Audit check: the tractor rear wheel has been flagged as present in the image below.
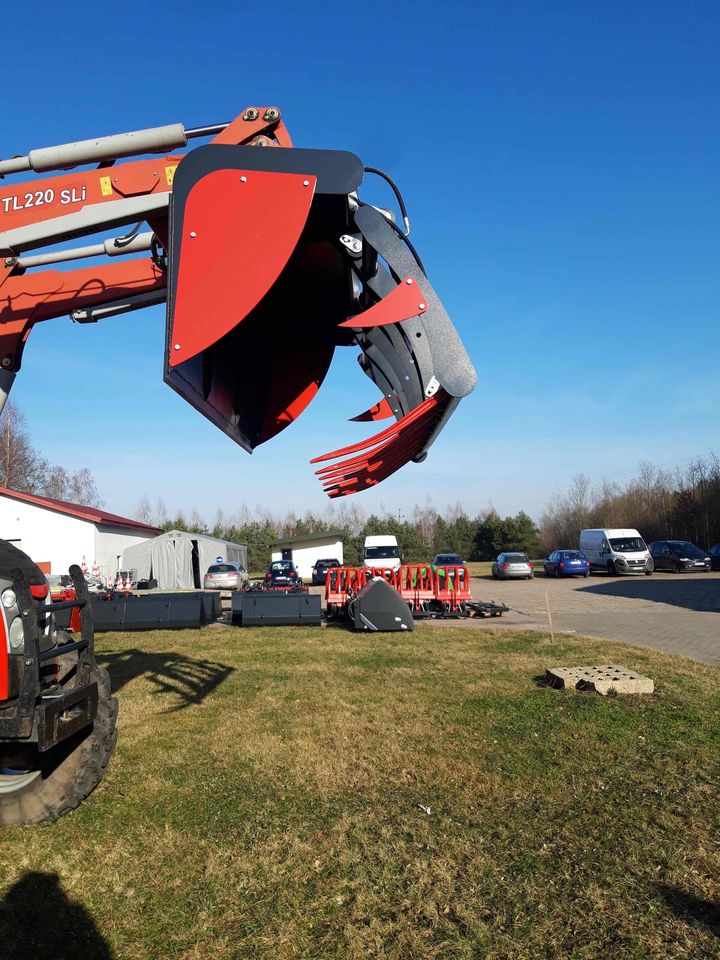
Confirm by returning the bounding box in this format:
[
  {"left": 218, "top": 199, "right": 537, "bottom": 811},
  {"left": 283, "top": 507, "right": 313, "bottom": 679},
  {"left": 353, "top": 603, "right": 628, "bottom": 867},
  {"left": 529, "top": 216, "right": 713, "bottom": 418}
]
[{"left": 0, "top": 666, "right": 118, "bottom": 826}]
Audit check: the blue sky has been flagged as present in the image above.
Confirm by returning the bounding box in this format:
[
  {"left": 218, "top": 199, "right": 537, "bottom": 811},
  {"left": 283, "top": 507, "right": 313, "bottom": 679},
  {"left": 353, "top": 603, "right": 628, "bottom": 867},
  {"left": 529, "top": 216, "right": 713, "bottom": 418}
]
[{"left": 3, "top": 1, "right": 718, "bottom": 522}]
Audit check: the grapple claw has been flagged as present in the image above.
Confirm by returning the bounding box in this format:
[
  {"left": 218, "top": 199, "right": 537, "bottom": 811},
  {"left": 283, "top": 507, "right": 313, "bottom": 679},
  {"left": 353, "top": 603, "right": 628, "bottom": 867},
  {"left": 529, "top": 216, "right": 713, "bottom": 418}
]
[{"left": 164, "top": 142, "right": 475, "bottom": 493}]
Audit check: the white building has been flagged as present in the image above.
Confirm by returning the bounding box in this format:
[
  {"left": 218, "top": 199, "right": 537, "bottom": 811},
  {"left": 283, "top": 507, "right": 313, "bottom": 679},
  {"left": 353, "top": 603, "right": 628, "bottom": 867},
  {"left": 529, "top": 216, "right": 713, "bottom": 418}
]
[
  {"left": 0, "top": 486, "right": 161, "bottom": 580},
  {"left": 270, "top": 531, "right": 344, "bottom": 580}
]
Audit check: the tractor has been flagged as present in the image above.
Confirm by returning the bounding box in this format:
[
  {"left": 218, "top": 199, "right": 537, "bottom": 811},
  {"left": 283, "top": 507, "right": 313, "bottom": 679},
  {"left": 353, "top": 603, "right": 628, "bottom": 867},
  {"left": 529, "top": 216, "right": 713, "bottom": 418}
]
[{"left": 0, "top": 104, "right": 475, "bottom": 822}]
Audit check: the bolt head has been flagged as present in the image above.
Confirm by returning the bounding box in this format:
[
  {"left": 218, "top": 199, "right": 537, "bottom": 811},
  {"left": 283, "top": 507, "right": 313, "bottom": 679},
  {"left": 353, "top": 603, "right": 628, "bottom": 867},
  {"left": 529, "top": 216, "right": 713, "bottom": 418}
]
[
  {"left": 174, "top": 344, "right": 181, "bottom": 351},
  {"left": 189, "top": 231, "right": 196, "bottom": 238},
  {"left": 4, "top": 257, "right": 15, "bottom": 267},
  {"left": 406, "top": 278, "right": 413, "bottom": 284},
  {"left": 419, "top": 303, "right": 426, "bottom": 310},
  {"left": 240, "top": 175, "right": 247, "bottom": 182},
  {"left": 1, "top": 357, "right": 11, "bottom": 368},
  {"left": 303, "top": 180, "right": 310, "bottom": 186}
]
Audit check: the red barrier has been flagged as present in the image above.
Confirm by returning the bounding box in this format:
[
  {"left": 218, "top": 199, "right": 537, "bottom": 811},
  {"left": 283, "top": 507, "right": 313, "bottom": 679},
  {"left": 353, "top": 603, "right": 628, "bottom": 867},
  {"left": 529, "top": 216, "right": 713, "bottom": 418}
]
[
  {"left": 434, "top": 565, "right": 471, "bottom": 611},
  {"left": 398, "top": 564, "right": 435, "bottom": 611},
  {"left": 367, "top": 566, "right": 400, "bottom": 589},
  {"left": 325, "top": 566, "right": 367, "bottom": 615}
]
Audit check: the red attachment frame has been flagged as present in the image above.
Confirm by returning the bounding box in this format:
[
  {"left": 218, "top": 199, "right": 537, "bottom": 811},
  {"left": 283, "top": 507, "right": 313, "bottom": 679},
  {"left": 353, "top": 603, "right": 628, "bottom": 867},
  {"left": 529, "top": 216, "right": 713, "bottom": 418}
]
[
  {"left": 434, "top": 566, "right": 472, "bottom": 610},
  {"left": 339, "top": 277, "right": 428, "bottom": 329},
  {"left": 398, "top": 564, "right": 435, "bottom": 611}
]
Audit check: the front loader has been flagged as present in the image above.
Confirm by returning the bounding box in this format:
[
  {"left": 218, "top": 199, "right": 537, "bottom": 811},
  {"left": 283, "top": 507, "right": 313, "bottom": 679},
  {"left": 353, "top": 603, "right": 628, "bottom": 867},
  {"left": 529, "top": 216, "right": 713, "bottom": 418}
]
[{"left": 0, "top": 105, "right": 475, "bottom": 822}]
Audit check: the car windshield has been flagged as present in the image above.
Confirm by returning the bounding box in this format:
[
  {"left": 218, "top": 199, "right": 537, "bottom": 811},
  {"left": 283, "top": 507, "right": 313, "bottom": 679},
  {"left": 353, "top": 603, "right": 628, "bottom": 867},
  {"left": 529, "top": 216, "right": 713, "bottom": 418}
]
[
  {"left": 317, "top": 559, "right": 340, "bottom": 567},
  {"left": 609, "top": 537, "right": 646, "bottom": 552},
  {"left": 505, "top": 554, "right": 528, "bottom": 562},
  {"left": 207, "top": 564, "right": 235, "bottom": 573},
  {"left": 364, "top": 546, "right": 399, "bottom": 559},
  {"left": 270, "top": 561, "right": 292, "bottom": 571},
  {"left": 668, "top": 542, "right": 705, "bottom": 558},
  {"left": 436, "top": 555, "right": 461, "bottom": 564},
  {"left": 561, "top": 552, "right": 585, "bottom": 560}
]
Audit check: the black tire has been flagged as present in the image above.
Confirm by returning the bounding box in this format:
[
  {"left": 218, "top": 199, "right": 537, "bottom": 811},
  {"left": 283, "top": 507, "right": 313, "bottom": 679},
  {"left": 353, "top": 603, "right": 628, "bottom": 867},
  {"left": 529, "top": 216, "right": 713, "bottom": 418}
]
[
  {"left": 607, "top": 561, "right": 617, "bottom": 576},
  {"left": 0, "top": 666, "right": 118, "bottom": 826},
  {"left": 554, "top": 567, "right": 560, "bottom": 579},
  {"left": 584, "top": 571, "right": 590, "bottom": 578},
  {"left": 645, "top": 570, "right": 653, "bottom": 576},
  {"left": 673, "top": 561, "right": 682, "bottom": 574}
]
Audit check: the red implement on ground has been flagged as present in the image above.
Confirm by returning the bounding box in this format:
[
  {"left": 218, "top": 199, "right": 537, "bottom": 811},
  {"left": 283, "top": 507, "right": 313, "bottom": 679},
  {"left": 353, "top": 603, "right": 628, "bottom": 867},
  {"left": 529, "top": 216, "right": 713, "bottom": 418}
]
[{"left": 0, "top": 106, "right": 475, "bottom": 495}]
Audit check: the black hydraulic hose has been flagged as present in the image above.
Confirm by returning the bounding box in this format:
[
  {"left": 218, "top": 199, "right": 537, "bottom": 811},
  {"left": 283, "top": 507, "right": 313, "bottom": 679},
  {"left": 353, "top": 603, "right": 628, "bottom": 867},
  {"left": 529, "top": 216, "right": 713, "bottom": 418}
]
[{"left": 363, "top": 166, "right": 411, "bottom": 236}]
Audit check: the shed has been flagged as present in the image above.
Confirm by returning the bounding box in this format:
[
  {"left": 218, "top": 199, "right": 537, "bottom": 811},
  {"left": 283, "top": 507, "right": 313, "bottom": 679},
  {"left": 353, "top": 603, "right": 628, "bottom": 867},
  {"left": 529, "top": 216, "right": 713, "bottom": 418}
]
[
  {"left": 123, "top": 530, "right": 247, "bottom": 589},
  {"left": 270, "top": 531, "right": 344, "bottom": 580},
  {"left": 0, "top": 486, "right": 161, "bottom": 580}
]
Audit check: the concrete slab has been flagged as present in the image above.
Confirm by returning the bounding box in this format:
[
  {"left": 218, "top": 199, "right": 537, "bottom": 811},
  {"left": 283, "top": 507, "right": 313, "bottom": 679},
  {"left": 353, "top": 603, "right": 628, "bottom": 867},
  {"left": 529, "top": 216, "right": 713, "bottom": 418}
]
[{"left": 546, "top": 664, "right": 654, "bottom": 695}]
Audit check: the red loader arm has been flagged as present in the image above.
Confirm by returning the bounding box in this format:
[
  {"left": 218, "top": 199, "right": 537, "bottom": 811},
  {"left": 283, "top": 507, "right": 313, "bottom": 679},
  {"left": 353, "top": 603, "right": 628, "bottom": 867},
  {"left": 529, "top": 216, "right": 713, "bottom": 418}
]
[{"left": 0, "top": 107, "right": 475, "bottom": 496}]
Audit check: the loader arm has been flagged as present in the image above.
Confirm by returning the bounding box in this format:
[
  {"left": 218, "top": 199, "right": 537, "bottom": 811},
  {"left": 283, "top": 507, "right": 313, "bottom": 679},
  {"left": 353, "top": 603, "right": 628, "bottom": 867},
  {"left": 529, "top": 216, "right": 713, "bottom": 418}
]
[{"left": 0, "top": 106, "right": 475, "bottom": 496}]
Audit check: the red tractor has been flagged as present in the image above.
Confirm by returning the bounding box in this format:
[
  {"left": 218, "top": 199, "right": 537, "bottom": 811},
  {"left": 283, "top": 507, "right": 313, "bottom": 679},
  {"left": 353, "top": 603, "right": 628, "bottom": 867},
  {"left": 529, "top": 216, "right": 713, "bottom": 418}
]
[{"left": 0, "top": 104, "right": 475, "bottom": 822}]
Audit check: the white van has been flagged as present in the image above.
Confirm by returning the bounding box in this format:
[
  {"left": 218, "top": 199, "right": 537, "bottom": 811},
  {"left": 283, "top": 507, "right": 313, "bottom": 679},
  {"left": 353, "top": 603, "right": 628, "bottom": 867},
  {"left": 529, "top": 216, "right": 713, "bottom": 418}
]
[
  {"left": 579, "top": 528, "right": 653, "bottom": 576},
  {"left": 362, "top": 535, "right": 401, "bottom": 572}
]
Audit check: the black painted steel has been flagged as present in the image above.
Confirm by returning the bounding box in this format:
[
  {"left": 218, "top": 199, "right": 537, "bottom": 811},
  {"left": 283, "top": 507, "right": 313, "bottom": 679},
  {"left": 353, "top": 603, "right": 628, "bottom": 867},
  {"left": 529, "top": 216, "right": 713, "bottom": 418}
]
[
  {"left": 349, "top": 579, "right": 414, "bottom": 632},
  {"left": 90, "top": 592, "right": 213, "bottom": 631},
  {"left": 232, "top": 590, "right": 321, "bottom": 626}
]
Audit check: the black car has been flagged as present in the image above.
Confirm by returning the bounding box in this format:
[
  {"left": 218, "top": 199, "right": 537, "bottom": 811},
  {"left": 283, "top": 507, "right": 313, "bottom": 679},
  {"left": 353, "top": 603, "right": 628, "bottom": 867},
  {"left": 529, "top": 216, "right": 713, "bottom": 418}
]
[
  {"left": 709, "top": 544, "right": 720, "bottom": 571},
  {"left": 432, "top": 552, "right": 464, "bottom": 569},
  {"left": 647, "top": 540, "right": 711, "bottom": 573},
  {"left": 311, "top": 558, "right": 341, "bottom": 585},
  {"left": 265, "top": 560, "right": 302, "bottom": 587}
]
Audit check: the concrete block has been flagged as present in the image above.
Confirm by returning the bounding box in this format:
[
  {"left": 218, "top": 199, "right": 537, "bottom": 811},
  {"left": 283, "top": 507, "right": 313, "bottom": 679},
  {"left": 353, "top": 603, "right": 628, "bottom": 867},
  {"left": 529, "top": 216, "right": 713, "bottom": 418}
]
[{"left": 546, "top": 664, "right": 654, "bottom": 696}]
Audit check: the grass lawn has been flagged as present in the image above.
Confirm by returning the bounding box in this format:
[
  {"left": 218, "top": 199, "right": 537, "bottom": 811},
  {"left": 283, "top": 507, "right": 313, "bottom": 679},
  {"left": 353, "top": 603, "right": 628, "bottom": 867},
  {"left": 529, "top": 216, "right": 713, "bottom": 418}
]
[{"left": 0, "top": 624, "right": 718, "bottom": 959}]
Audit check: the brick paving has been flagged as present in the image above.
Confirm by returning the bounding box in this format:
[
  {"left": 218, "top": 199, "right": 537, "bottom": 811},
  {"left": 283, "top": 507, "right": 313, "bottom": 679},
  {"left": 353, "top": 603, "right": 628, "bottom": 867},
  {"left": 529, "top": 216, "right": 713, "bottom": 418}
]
[{"left": 467, "top": 570, "right": 720, "bottom": 665}]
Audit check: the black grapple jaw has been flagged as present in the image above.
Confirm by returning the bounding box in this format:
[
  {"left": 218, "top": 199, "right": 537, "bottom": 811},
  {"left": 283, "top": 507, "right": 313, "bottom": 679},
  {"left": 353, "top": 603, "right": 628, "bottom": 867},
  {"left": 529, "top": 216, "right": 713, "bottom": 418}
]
[{"left": 165, "top": 144, "right": 476, "bottom": 497}]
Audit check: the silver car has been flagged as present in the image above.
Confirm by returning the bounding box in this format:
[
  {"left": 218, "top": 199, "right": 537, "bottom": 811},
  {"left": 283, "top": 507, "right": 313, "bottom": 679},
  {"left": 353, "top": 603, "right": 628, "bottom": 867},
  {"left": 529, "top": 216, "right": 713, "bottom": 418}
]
[
  {"left": 203, "top": 562, "right": 249, "bottom": 590},
  {"left": 491, "top": 552, "right": 534, "bottom": 580}
]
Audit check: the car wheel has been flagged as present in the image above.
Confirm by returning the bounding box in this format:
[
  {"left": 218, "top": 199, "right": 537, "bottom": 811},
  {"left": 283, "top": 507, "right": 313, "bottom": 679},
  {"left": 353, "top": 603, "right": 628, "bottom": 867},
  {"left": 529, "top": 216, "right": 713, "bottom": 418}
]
[
  {"left": 607, "top": 561, "right": 616, "bottom": 576},
  {"left": 584, "top": 571, "right": 590, "bottom": 578},
  {"left": 673, "top": 561, "right": 682, "bottom": 573},
  {"left": 554, "top": 567, "right": 560, "bottom": 579},
  {"left": 545, "top": 570, "right": 550, "bottom": 577},
  {"left": 645, "top": 570, "right": 653, "bottom": 576}
]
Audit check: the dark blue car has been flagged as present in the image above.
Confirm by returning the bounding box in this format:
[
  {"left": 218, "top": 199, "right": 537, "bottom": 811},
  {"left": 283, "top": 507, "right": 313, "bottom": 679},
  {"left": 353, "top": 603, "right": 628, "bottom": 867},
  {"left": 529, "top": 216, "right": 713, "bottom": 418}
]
[{"left": 544, "top": 550, "right": 590, "bottom": 578}]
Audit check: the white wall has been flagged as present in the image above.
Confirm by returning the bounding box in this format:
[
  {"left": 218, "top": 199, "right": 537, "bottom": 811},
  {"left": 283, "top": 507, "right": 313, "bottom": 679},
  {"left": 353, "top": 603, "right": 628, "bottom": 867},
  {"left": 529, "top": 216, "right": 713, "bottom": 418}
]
[
  {"left": 0, "top": 497, "right": 157, "bottom": 579},
  {"left": 0, "top": 498, "right": 95, "bottom": 575},
  {"left": 270, "top": 537, "right": 344, "bottom": 579},
  {"left": 94, "top": 525, "right": 156, "bottom": 582}
]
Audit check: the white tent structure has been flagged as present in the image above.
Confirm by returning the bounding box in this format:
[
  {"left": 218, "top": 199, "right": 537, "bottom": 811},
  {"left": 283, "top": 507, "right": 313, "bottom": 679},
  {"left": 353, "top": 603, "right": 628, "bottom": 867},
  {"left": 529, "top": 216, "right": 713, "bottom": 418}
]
[{"left": 123, "top": 530, "right": 247, "bottom": 589}]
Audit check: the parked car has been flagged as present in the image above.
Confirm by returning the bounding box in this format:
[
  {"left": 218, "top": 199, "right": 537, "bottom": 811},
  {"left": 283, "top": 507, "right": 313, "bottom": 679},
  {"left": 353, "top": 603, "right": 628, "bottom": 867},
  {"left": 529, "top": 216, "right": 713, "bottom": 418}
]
[
  {"left": 543, "top": 550, "right": 590, "bottom": 578},
  {"left": 709, "top": 544, "right": 720, "bottom": 571},
  {"left": 579, "top": 528, "right": 653, "bottom": 576},
  {"left": 203, "top": 562, "right": 249, "bottom": 590},
  {"left": 648, "top": 540, "right": 711, "bottom": 573},
  {"left": 432, "top": 552, "right": 464, "bottom": 569},
  {"left": 311, "top": 558, "right": 341, "bottom": 585},
  {"left": 491, "top": 553, "right": 533, "bottom": 580},
  {"left": 265, "top": 560, "right": 302, "bottom": 587}
]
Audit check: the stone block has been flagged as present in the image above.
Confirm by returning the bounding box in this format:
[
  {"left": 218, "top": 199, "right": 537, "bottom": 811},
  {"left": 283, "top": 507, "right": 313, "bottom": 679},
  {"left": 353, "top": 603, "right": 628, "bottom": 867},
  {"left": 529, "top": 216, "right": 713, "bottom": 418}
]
[{"left": 546, "top": 664, "right": 654, "bottom": 696}]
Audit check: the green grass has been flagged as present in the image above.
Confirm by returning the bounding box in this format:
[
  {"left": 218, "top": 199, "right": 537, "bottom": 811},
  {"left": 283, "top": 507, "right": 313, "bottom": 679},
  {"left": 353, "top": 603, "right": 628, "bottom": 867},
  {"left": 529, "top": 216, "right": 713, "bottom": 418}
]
[{"left": 0, "top": 625, "right": 718, "bottom": 959}]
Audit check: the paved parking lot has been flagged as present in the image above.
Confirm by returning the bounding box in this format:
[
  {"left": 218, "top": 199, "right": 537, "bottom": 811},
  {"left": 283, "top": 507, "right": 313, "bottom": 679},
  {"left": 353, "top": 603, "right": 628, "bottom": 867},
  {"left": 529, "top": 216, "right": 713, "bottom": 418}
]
[{"left": 467, "top": 570, "right": 720, "bottom": 665}]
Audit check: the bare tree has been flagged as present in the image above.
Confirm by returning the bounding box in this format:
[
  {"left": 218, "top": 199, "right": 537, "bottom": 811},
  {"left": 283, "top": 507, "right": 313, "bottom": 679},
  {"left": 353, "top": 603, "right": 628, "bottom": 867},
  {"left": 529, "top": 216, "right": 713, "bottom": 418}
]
[{"left": 0, "top": 402, "right": 49, "bottom": 493}]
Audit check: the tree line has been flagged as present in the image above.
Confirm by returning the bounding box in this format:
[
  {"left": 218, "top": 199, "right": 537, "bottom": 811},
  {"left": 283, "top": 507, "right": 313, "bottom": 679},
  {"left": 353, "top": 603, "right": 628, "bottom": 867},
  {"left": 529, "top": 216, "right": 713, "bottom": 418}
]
[
  {"left": 134, "top": 495, "right": 541, "bottom": 571},
  {"left": 539, "top": 455, "right": 720, "bottom": 552},
  {"left": 0, "top": 402, "right": 102, "bottom": 506}
]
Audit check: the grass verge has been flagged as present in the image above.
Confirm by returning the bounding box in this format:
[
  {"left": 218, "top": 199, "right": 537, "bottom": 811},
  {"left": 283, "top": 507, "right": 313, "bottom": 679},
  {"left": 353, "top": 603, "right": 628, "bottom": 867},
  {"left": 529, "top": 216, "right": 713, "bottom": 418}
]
[{"left": 0, "top": 624, "right": 718, "bottom": 959}]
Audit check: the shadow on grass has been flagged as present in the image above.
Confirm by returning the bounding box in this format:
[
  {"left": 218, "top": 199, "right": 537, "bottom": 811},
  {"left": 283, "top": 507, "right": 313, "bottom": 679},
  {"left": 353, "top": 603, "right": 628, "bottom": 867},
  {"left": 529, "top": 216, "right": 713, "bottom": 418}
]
[
  {"left": 0, "top": 871, "right": 113, "bottom": 959},
  {"left": 98, "top": 649, "right": 234, "bottom": 712},
  {"left": 579, "top": 576, "right": 720, "bottom": 613},
  {"left": 657, "top": 884, "right": 720, "bottom": 937}
]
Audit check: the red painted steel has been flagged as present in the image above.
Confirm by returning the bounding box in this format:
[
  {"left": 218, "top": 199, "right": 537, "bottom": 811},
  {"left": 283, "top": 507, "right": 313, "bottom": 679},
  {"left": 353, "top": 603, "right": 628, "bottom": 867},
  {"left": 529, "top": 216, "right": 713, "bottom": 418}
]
[
  {"left": 169, "top": 169, "right": 316, "bottom": 366},
  {"left": 312, "top": 390, "right": 452, "bottom": 498},
  {"left": 339, "top": 277, "right": 428, "bottom": 329},
  {"left": 398, "top": 564, "right": 435, "bottom": 610},
  {"left": 434, "top": 565, "right": 471, "bottom": 610},
  {"left": 350, "top": 398, "right": 394, "bottom": 422}
]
